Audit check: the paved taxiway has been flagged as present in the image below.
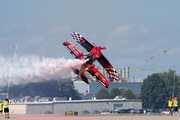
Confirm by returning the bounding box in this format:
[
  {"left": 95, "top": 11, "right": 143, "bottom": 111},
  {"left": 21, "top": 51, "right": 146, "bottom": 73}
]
[{"left": 5, "top": 115, "right": 180, "bottom": 120}]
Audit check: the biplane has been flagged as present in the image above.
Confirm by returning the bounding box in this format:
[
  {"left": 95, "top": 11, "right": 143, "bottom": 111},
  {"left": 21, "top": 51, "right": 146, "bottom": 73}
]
[{"left": 63, "top": 32, "right": 119, "bottom": 88}]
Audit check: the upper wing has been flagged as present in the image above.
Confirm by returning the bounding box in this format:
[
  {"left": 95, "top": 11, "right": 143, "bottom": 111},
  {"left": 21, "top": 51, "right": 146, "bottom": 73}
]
[
  {"left": 63, "top": 41, "right": 84, "bottom": 59},
  {"left": 87, "top": 65, "right": 109, "bottom": 88},
  {"left": 70, "top": 32, "right": 94, "bottom": 52},
  {"left": 97, "top": 54, "right": 119, "bottom": 82}
]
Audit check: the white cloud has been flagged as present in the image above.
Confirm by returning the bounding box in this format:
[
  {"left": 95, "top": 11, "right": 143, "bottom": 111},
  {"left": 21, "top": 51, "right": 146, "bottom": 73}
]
[
  {"left": 50, "top": 25, "right": 73, "bottom": 34},
  {"left": 154, "top": 39, "right": 167, "bottom": 46},
  {"left": 136, "top": 39, "right": 167, "bottom": 53},
  {"left": 122, "top": 39, "right": 135, "bottom": 44},
  {"left": 137, "top": 44, "right": 152, "bottom": 53},
  {"left": 110, "top": 25, "right": 131, "bottom": 38},
  {"left": 27, "top": 36, "right": 45, "bottom": 44},
  {"left": 108, "top": 26, "right": 171, "bottom": 54},
  {"left": 90, "top": 35, "right": 97, "bottom": 40},
  {"left": 25, "top": 24, "right": 37, "bottom": 33},
  {"left": 110, "top": 26, "right": 156, "bottom": 40},
  {"left": 4, "top": 23, "right": 23, "bottom": 32},
  {"left": 104, "top": 38, "right": 135, "bottom": 49},
  {"left": 117, "top": 58, "right": 143, "bottom": 66},
  {"left": 136, "top": 27, "right": 151, "bottom": 34},
  {"left": 3, "top": 23, "right": 37, "bottom": 34},
  {"left": 107, "top": 26, "right": 153, "bottom": 48},
  {"left": 122, "top": 47, "right": 136, "bottom": 54}
]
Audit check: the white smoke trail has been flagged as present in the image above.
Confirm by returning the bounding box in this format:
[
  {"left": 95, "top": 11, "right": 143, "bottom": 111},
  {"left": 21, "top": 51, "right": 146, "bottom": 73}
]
[{"left": 0, "top": 55, "right": 86, "bottom": 86}]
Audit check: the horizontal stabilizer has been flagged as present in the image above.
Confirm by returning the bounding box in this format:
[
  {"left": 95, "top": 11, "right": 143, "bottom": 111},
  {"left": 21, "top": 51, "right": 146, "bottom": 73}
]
[
  {"left": 72, "top": 67, "right": 89, "bottom": 84},
  {"left": 80, "top": 72, "right": 89, "bottom": 84},
  {"left": 71, "top": 67, "right": 79, "bottom": 75}
]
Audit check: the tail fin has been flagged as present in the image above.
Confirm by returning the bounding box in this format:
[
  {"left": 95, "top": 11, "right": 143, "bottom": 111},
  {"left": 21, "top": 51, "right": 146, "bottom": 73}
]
[
  {"left": 71, "top": 67, "right": 89, "bottom": 84},
  {"left": 80, "top": 72, "right": 89, "bottom": 84}
]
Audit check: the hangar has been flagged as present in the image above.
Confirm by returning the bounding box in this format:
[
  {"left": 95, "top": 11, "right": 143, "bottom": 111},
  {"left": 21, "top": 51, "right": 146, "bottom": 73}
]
[{"left": 9, "top": 99, "right": 142, "bottom": 115}]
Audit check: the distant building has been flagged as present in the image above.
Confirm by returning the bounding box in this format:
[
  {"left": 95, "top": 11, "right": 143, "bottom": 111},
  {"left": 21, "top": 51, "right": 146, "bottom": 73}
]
[{"left": 74, "top": 82, "right": 143, "bottom": 100}]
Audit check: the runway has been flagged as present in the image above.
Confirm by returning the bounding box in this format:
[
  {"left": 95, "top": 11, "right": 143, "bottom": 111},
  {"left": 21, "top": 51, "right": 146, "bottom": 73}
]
[{"left": 5, "top": 114, "right": 180, "bottom": 120}]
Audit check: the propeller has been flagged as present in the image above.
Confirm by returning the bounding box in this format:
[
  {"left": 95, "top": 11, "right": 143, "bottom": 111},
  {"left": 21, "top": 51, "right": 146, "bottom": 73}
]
[
  {"left": 92, "top": 42, "right": 107, "bottom": 50},
  {"left": 99, "top": 46, "right": 107, "bottom": 50},
  {"left": 92, "top": 42, "right": 97, "bottom": 47}
]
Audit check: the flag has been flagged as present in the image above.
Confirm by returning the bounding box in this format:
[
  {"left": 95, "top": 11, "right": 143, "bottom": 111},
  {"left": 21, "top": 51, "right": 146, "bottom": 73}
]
[{"left": 83, "top": 90, "right": 88, "bottom": 96}]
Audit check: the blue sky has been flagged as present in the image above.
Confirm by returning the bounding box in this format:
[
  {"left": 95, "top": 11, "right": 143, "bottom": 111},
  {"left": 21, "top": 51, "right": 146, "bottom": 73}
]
[{"left": 0, "top": 0, "right": 180, "bottom": 83}]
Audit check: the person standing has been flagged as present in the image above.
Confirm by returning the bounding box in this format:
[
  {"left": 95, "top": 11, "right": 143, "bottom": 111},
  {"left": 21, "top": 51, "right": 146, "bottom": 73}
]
[
  {"left": 143, "top": 109, "right": 146, "bottom": 114},
  {"left": 0, "top": 101, "right": 3, "bottom": 119},
  {"left": 4, "top": 98, "right": 9, "bottom": 118},
  {"left": 166, "top": 97, "right": 173, "bottom": 116},
  {"left": 173, "top": 97, "right": 179, "bottom": 115}
]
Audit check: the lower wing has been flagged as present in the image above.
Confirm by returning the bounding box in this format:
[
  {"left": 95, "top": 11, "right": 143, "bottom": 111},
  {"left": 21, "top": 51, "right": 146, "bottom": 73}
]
[{"left": 87, "top": 65, "right": 109, "bottom": 88}]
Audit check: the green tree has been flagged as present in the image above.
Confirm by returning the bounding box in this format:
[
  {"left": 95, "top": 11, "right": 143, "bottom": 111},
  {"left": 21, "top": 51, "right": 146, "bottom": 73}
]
[
  {"left": 60, "top": 80, "right": 81, "bottom": 100},
  {"left": 110, "top": 87, "right": 122, "bottom": 99},
  {"left": 8, "top": 79, "right": 81, "bottom": 100},
  {"left": 123, "top": 89, "right": 136, "bottom": 99},
  {"left": 7, "top": 84, "right": 23, "bottom": 99},
  {"left": 159, "top": 69, "right": 180, "bottom": 98},
  {"left": 96, "top": 88, "right": 110, "bottom": 99},
  {"left": 139, "top": 73, "right": 167, "bottom": 109}
]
